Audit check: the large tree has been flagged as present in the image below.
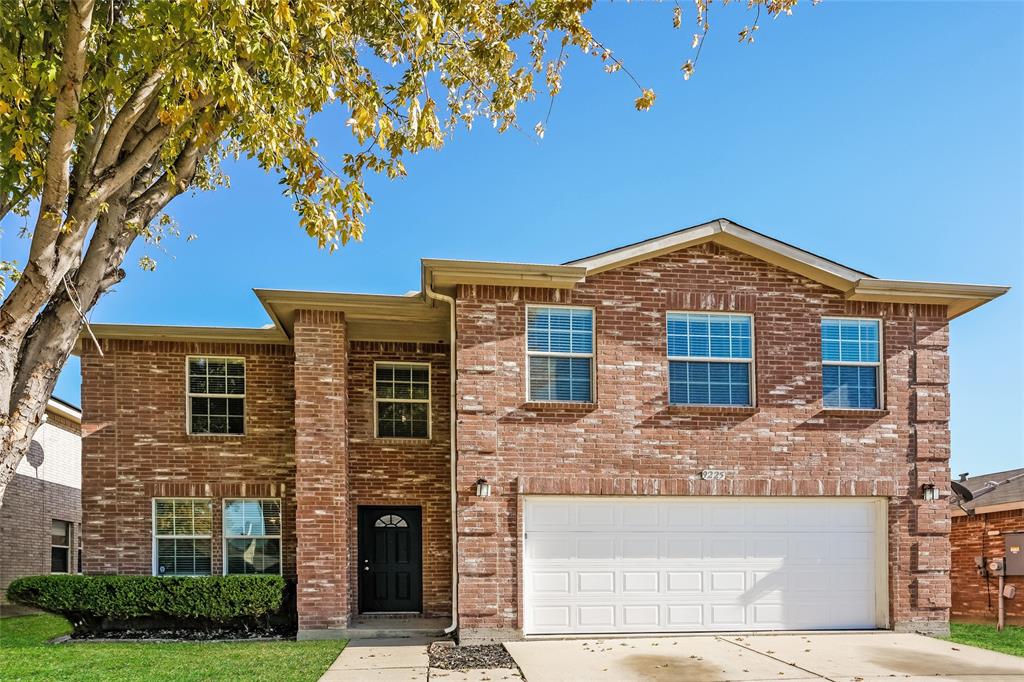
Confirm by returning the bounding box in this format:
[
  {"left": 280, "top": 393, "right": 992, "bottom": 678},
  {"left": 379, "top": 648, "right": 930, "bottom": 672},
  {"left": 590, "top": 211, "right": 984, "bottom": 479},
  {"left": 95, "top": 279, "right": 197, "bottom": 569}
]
[{"left": 0, "top": 0, "right": 801, "bottom": 505}]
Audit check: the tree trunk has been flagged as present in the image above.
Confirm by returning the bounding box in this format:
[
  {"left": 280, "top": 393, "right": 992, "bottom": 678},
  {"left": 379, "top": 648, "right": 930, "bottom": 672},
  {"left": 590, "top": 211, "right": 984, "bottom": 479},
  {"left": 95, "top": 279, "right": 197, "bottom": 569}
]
[{"left": 0, "top": 297, "right": 85, "bottom": 505}]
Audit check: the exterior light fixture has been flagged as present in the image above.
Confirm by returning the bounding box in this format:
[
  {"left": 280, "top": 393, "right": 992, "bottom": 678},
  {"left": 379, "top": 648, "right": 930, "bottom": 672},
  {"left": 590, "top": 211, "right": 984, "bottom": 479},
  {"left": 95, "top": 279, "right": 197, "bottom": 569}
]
[
  {"left": 475, "top": 478, "right": 491, "bottom": 497},
  {"left": 922, "top": 484, "right": 939, "bottom": 501}
]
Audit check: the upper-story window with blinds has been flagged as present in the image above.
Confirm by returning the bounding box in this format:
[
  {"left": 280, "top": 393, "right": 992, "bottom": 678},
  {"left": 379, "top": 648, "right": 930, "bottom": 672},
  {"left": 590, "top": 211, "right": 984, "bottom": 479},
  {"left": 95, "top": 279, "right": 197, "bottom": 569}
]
[
  {"left": 187, "top": 357, "right": 245, "bottom": 435},
  {"left": 375, "top": 363, "right": 431, "bottom": 438},
  {"left": 822, "top": 318, "right": 882, "bottom": 409},
  {"left": 667, "top": 312, "right": 754, "bottom": 406},
  {"left": 526, "top": 306, "right": 594, "bottom": 403}
]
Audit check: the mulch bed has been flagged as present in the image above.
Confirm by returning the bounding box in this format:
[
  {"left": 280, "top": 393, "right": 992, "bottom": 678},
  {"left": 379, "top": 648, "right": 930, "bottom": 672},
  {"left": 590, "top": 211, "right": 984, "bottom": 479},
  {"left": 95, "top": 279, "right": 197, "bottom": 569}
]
[
  {"left": 62, "top": 625, "right": 288, "bottom": 642},
  {"left": 428, "top": 641, "right": 517, "bottom": 670}
]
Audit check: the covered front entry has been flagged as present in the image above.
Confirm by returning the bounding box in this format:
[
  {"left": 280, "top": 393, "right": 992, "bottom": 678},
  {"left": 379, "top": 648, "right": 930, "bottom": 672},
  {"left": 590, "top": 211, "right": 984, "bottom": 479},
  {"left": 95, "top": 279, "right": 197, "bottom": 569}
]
[
  {"left": 358, "top": 506, "right": 423, "bottom": 613},
  {"left": 523, "top": 496, "right": 885, "bottom": 635}
]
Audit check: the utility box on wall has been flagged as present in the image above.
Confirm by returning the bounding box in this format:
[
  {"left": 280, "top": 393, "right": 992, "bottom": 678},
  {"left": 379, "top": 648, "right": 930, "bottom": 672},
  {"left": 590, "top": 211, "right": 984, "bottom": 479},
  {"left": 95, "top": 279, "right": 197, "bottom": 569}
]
[{"left": 1006, "top": 533, "right": 1024, "bottom": 576}]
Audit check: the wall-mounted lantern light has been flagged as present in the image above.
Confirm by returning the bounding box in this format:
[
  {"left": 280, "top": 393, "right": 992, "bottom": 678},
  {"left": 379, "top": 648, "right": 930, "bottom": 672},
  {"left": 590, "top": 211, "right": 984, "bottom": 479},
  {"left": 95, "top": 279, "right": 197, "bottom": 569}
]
[
  {"left": 476, "top": 478, "right": 491, "bottom": 497},
  {"left": 922, "top": 484, "right": 940, "bottom": 501}
]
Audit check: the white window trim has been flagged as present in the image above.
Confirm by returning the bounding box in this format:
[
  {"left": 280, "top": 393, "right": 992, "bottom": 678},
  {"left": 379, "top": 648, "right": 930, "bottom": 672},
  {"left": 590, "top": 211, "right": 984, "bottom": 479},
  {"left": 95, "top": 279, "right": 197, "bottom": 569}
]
[
  {"left": 373, "top": 361, "right": 432, "bottom": 439},
  {"left": 222, "top": 498, "right": 283, "bottom": 576},
  {"left": 185, "top": 355, "right": 246, "bottom": 436},
  {"left": 666, "top": 311, "right": 757, "bottom": 407},
  {"left": 821, "top": 316, "right": 885, "bottom": 410},
  {"left": 525, "top": 304, "right": 596, "bottom": 403},
  {"left": 151, "top": 497, "right": 213, "bottom": 577},
  {"left": 50, "top": 520, "right": 71, "bottom": 574}
]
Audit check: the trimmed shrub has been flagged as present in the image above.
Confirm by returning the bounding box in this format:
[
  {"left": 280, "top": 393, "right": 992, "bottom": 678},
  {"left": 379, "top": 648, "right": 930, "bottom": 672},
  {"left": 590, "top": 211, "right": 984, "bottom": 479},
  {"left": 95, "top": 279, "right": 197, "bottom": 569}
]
[{"left": 6, "top": 574, "right": 285, "bottom": 634}]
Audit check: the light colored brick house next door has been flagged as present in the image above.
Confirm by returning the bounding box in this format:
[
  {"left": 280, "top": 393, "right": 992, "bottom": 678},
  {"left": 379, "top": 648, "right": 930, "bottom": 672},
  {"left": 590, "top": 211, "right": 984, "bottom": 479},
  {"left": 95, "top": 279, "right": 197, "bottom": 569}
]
[
  {"left": 77, "top": 220, "right": 1008, "bottom": 641},
  {"left": 1, "top": 398, "right": 83, "bottom": 601}
]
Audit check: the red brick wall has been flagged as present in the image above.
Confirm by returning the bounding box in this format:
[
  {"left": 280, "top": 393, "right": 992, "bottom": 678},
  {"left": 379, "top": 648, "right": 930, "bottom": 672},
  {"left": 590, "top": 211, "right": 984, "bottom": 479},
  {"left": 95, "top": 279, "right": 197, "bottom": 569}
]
[
  {"left": 80, "top": 339, "right": 296, "bottom": 577},
  {"left": 454, "top": 241, "right": 951, "bottom": 636},
  {"left": 80, "top": 331, "right": 453, "bottom": 632},
  {"left": 346, "top": 341, "right": 453, "bottom": 618},
  {"left": 950, "top": 509, "right": 1024, "bottom": 624},
  {"left": 293, "top": 310, "right": 349, "bottom": 632}
]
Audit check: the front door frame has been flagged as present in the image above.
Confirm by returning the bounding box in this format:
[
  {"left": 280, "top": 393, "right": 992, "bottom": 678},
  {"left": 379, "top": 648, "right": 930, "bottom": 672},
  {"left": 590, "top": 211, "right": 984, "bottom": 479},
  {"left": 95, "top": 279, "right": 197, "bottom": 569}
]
[{"left": 357, "top": 505, "right": 423, "bottom": 614}]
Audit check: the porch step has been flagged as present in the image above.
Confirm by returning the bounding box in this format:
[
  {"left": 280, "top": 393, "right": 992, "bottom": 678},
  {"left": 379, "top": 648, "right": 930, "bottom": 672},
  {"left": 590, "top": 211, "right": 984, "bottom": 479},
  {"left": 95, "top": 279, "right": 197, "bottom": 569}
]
[{"left": 346, "top": 616, "right": 450, "bottom": 640}]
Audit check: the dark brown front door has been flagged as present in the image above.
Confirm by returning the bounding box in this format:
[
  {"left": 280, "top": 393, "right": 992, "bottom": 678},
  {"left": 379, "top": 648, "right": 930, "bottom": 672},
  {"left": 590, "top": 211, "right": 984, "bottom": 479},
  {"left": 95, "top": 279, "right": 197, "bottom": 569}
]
[{"left": 358, "top": 506, "right": 422, "bottom": 613}]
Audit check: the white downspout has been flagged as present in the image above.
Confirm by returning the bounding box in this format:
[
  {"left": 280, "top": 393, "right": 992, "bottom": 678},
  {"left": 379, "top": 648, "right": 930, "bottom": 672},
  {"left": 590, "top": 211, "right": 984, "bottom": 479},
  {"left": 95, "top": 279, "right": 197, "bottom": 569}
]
[{"left": 424, "top": 275, "right": 458, "bottom": 637}]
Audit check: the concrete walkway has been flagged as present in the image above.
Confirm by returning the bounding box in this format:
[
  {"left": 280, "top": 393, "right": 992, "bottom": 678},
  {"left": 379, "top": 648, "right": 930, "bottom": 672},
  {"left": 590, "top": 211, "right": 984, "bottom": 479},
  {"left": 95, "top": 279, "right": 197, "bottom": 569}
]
[
  {"left": 505, "top": 632, "right": 1024, "bottom": 682},
  {"left": 318, "top": 637, "right": 523, "bottom": 682}
]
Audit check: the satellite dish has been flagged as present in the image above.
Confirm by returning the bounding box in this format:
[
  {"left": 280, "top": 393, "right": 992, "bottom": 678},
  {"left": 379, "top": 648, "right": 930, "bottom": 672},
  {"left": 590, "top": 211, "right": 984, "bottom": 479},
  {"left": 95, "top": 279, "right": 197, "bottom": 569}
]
[{"left": 951, "top": 480, "right": 974, "bottom": 501}]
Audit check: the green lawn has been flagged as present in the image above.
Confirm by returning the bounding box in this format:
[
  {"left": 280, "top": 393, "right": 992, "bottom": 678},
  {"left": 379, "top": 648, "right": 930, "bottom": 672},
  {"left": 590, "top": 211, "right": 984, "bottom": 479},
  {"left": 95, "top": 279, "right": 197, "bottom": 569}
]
[
  {"left": 0, "top": 614, "right": 346, "bottom": 681},
  {"left": 946, "top": 622, "right": 1024, "bottom": 657}
]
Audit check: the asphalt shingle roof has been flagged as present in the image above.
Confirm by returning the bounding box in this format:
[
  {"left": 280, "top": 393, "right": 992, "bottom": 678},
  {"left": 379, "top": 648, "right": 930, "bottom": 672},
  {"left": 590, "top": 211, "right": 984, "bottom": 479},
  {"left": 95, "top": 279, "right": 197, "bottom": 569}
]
[{"left": 956, "top": 467, "right": 1024, "bottom": 509}]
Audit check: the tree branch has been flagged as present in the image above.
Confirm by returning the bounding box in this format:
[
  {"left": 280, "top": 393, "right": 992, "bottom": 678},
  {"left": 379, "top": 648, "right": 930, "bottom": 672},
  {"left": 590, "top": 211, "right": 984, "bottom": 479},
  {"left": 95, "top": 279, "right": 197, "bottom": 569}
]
[
  {"left": 94, "top": 66, "right": 168, "bottom": 173},
  {"left": 26, "top": 0, "right": 95, "bottom": 265},
  {"left": 0, "top": 0, "right": 95, "bottom": 414}
]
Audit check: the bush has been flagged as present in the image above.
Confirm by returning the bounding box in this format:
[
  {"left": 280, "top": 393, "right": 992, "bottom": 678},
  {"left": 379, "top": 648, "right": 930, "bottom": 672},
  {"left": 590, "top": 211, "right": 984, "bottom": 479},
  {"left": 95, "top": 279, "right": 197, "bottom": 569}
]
[{"left": 6, "top": 574, "right": 286, "bottom": 634}]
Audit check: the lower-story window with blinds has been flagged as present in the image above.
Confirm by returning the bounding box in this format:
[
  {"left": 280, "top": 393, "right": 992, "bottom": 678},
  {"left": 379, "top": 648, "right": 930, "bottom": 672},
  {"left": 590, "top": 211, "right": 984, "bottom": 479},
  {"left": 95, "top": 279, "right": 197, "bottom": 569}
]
[
  {"left": 153, "top": 498, "right": 212, "bottom": 576},
  {"left": 223, "top": 499, "right": 282, "bottom": 575}
]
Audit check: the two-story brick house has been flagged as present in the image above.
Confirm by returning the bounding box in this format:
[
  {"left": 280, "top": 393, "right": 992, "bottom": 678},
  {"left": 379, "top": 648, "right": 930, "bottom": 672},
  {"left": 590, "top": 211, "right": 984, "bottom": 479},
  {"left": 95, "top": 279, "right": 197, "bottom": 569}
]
[{"left": 77, "top": 219, "right": 1007, "bottom": 641}]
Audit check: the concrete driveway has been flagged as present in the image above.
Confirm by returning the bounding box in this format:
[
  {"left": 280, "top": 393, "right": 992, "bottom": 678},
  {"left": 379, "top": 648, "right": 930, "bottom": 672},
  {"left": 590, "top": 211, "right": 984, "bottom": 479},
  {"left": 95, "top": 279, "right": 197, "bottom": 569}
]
[{"left": 505, "top": 633, "right": 1024, "bottom": 682}]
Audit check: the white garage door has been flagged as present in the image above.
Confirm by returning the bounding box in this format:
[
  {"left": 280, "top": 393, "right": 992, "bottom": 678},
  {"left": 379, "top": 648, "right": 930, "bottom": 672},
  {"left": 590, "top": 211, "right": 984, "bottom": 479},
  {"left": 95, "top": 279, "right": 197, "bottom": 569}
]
[{"left": 523, "top": 497, "right": 884, "bottom": 635}]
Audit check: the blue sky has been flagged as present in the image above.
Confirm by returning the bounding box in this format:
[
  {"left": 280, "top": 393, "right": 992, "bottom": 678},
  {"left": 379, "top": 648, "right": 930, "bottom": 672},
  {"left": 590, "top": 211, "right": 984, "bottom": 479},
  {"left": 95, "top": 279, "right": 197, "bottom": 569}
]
[{"left": 2, "top": 1, "right": 1021, "bottom": 475}]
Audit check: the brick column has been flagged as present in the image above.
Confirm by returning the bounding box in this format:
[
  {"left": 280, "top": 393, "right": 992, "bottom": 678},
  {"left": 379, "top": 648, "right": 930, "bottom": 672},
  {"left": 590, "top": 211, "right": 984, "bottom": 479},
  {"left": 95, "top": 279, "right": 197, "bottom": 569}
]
[
  {"left": 897, "top": 307, "right": 952, "bottom": 635},
  {"left": 294, "top": 309, "right": 350, "bottom": 638},
  {"left": 454, "top": 288, "right": 505, "bottom": 643}
]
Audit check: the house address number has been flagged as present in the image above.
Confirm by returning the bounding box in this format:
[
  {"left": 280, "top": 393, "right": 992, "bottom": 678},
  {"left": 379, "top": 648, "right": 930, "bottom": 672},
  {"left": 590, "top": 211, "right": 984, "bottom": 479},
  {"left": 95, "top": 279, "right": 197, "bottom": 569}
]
[{"left": 701, "top": 469, "right": 727, "bottom": 481}]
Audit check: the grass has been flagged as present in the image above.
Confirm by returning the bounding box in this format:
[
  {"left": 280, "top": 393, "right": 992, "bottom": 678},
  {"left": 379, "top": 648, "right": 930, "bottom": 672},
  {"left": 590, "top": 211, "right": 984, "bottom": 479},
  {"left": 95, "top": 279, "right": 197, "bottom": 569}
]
[
  {"left": 0, "top": 614, "right": 346, "bottom": 681},
  {"left": 946, "top": 622, "right": 1024, "bottom": 657}
]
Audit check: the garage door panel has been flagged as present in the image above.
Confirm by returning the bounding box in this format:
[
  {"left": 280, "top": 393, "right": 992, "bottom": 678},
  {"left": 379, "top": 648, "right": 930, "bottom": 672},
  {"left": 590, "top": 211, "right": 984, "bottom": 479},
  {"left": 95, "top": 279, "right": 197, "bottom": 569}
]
[
  {"left": 578, "top": 605, "right": 615, "bottom": 628},
  {"left": 710, "top": 506, "right": 746, "bottom": 528},
  {"left": 750, "top": 504, "right": 791, "bottom": 528},
  {"left": 667, "top": 604, "right": 704, "bottom": 626},
  {"left": 577, "top": 503, "right": 615, "bottom": 528},
  {"left": 528, "top": 502, "right": 571, "bottom": 528},
  {"left": 532, "top": 605, "right": 571, "bottom": 628},
  {"left": 708, "top": 537, "right": 746, "bottom": 558},
  {"left": 622, "top": 571, "right": 659, "bottom": 592},
  {"left": 577, "top": 571, "right": 615, "bottom": 593},
  {"left": 708, "top": 603, "right": 746, "bottom": 627},
  {"left": 524, "top": 497, "right": 882, "bottom": 635},
  {"left": 577, "top": 538, "right": 616, "bottom": 559},
  {"left": 622, "top": 504, "right": 660, "bottom": 527},
  {"left": 667, "top": 571, "right": 702, "bottom": 592},
  {"left": 666, "top": 505, "right": 703, "bottom": 528},
  {"left": 666, "top": 537, "right": 702, "bottom": 558},
  {"left": 622, "top": 537, "right": 658, "bottom": 558},
  {"left": 528, "top": 537, "right": 570, "bottom": 560},
  {"left": 623, "top": 604, "right": 660, "bottom": 627},
  {"left": 532, "top": 572, "right": 571, "bottom": 594}
]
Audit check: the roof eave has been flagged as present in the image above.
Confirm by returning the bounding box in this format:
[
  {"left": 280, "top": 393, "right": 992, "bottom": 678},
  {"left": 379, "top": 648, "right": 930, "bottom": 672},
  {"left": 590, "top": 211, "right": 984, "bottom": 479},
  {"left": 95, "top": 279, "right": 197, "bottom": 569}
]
[
  {"left": 846, "top": 279, "right": 1010, "bottom": 319},
  {"left": 46, "top": 397, "right": 81, "bottom": 423},
  {"left": 72, "top": 323, "right": 290, "bottom": 354},
  {"left": 422, "top": 258, "right": 587, "bottom": 292},
  {"left": 253, "top": 288, "right": 449, "bottom": 343}
]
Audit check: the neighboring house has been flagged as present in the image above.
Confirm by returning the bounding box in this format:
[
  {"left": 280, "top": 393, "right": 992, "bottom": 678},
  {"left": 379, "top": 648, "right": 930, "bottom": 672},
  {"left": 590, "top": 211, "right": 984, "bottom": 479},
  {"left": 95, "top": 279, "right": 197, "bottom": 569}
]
[
  {"left": 75, "top": 219, "right": 1009, "bottom": 642},
  {"left": 950, "top": 468, "right": 1024, "bottom": 624},
  {"left": 1, "top": 397, "right": 83, "bottom": 603}
]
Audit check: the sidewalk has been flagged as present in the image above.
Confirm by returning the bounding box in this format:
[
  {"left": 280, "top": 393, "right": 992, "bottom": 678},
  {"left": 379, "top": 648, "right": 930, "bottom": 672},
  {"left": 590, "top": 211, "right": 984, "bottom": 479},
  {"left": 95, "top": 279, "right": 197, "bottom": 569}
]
[{"left": 319, "top": 637, "right": 523, "bottom": 682}]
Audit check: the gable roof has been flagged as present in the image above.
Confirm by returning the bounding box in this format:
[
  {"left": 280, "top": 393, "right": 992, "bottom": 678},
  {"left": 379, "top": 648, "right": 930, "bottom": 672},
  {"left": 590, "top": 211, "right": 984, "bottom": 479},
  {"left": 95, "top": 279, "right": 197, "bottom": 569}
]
[
  {"left": 566, "top": 218, "right": 872, "bottom": 288},
  {"left": 76, "top": 217, "right": 1009, "bottom": 348},
  {"left": 555, "top": 218, "right": 1009, "bottom": 318}
]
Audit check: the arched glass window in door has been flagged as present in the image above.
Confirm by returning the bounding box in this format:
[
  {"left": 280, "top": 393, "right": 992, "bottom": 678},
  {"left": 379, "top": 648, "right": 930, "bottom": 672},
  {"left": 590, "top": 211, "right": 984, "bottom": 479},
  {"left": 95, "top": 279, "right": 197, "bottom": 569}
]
[{"left": 374, "top": 514, "right": 408, "bottom": 528}]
